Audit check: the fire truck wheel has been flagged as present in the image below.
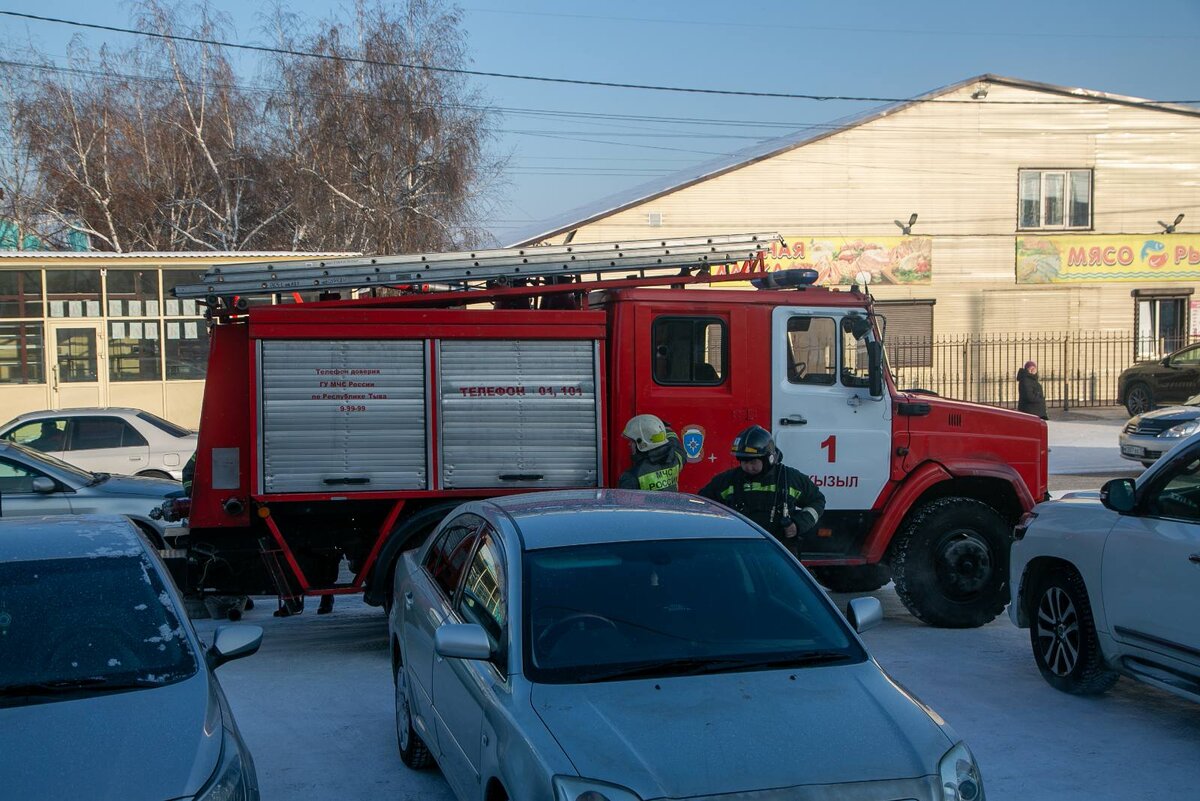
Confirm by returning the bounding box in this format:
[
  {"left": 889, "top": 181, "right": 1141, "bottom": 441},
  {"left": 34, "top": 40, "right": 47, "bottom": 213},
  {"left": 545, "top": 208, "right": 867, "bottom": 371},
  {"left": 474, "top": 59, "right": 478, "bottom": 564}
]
[
  {"left": 394, "top": 659, "right": 433, "bottom": 769},
  {"left": 808, "top": 564, "right": 891, "bottom": 593},
  {"left": 891, "top": 496, "right": 1010, "bottom": 628}
]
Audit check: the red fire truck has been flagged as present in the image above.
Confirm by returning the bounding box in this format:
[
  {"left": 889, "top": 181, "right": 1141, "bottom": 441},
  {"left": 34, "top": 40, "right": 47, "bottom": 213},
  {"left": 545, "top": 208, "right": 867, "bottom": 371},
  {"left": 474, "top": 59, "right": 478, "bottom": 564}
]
[{"left": 164, "top": 233, "right": 1047, "bottom": 628}]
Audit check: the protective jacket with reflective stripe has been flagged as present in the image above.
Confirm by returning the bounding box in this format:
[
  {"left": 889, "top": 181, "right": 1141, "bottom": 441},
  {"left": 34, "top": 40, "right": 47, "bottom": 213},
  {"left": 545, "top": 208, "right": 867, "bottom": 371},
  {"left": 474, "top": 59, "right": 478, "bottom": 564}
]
[
  {"left": 698, "top": 463, "right": 825, "bottom": 540},
  {"left": 618, "top": 431, "right": 686, "bottom": 491}
]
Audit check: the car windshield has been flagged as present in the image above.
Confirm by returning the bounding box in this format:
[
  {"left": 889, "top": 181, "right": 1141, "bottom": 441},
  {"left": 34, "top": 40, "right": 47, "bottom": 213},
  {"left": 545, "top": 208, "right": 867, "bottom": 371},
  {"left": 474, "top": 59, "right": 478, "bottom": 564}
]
[
  {"left": 523, "top": 538, "right": 864, "bottom": 684},
  {"left": 3, "top": 440, "right": 95, "bottom": 482},
  {"left": 0, "top": 554, "right": 198, "bottom": 705},
  {"left": 136, "top": 411, "right": 194, "bottom": 438}
]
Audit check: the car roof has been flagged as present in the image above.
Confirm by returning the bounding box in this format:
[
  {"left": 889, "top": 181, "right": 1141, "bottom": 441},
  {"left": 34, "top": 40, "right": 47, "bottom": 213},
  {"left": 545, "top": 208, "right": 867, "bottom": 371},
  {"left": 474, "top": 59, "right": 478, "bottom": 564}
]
[
  {"left": 482, "top": 490, "right": 763, "bottom": 551},
  {"left": 6, "top": 408, "right": 144, "bottom": 422},
  {"left": 0, "top": 515, "right": 146, "bottom": 563}
]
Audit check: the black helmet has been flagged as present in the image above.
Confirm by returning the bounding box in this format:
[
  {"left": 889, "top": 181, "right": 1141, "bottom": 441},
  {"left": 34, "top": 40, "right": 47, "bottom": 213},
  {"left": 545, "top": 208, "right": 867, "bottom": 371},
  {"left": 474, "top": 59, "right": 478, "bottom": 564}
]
[{"left": 731, "top": 425, "right": 776, "bottom": 463}]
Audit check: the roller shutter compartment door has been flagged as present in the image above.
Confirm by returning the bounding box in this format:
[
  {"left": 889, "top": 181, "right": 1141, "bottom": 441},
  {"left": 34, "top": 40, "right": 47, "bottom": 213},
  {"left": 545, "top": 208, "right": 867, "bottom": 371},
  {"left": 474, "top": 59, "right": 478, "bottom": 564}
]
[
  {"left": 260, "top": 340, "right": 427, "bottom": 493},
  {"left": 439, "top": 340, "right": 599, "bottom": 489}
]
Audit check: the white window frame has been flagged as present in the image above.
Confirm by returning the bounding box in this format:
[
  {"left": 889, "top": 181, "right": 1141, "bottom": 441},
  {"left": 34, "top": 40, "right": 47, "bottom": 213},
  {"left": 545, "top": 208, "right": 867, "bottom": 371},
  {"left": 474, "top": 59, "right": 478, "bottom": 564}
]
[{"left": 1018, "top": 169, "right": 1092, "bottom": 231}]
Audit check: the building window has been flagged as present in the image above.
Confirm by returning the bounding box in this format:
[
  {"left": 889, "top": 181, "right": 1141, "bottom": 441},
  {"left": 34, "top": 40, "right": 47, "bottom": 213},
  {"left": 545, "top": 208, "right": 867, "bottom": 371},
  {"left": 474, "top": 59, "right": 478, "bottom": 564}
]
[
  {"left": 1018, "top": 169, "right": 1091, "bottom": 230},
  {"left": 875, "top": 300, "right": 934, "bottom": 368},
  {"left": 1134, "top": 290, "right": 1190, "bottom": 360},
  {"left": 164, "top": 320, "right": 208, "bottom": 380},
  {"left": 109, "top": 320, "right": 163, "bottom": 381},
  {"left": 107, "top": 269, "right": 161, "bottom": 317},
  {"left": 0, "top": 322, "right": 45, "bottom": 384},
  {"left": 46, "top": 269, "right": 102, "bottom": 318},
  {"left": 162, "top": 269, "right": 208, "bottom": 380},
  {"left": 0, "top": 270, "right": 43, "bottom": 319},
  {"left": 652, "top": 317, "right": 725, "bottom": 385}
]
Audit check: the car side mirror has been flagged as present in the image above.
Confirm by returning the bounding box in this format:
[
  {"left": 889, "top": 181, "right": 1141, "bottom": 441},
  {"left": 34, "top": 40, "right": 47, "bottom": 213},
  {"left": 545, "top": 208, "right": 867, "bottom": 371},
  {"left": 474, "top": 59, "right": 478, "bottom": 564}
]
[
  {"left": 1100, "top": 478, "right": 1136, "bottom": 513},
  {"left": 31, "top": 477, "right": 56, "bottom": 494},
  {"left": 435, "top": 623, "right": 493, "bottom": 661},
  {"left": 208, "top": 624, "right": 263, "bottom": 669},
  {"left": 866, "top": 341, "right": 884, "bottom": 399},
  {"left": 1162, "top": 356, "right": 1173, "bottom": 367},
  {"left": 846, "top": 596, "right": 883, "bottom": 633}
]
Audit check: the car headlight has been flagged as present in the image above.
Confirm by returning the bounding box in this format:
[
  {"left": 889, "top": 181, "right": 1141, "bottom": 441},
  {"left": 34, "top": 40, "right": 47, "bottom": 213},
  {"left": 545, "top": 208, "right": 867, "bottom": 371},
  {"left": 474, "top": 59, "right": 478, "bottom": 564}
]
[
  {"left": 939, "top": 742, "right": 985, "bottom": 801},
  {"left": 553, "top": 776, "right": 643, "bottom": 801},
  {"left": 195, "top": 729, "right": 256, "bottom": 801},
  {"left": 1162, "top": 420, "right": 1200, "bottom": 438}
]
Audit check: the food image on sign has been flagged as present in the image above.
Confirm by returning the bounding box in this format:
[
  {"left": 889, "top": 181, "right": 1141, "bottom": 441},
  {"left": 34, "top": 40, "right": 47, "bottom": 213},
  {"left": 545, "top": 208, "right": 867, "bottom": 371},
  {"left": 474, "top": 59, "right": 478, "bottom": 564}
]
[
  {"left": 1017, "top": 234, "right": 1200, "bottom": 284},
  {"left": 712, "top": 236, "right": 932, "bottom": 286}
]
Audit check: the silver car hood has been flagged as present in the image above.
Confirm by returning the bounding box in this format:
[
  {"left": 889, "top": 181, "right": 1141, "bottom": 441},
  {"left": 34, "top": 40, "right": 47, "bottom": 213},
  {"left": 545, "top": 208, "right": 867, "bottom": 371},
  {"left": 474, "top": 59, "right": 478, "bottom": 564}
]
[
  {"left": 0, "top": 672, "right": 221, "bottom": 800},
  {"left": 531, "top": 661, "right": 951, "bottom": 798}
]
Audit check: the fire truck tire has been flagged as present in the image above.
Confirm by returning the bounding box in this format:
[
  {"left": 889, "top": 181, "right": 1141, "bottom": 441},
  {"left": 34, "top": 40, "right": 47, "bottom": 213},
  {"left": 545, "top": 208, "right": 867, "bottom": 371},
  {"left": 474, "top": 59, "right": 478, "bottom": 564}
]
[
  {"left": 808, "top": 564, "right": 891, "bottom": 593},
  {"left": 394, "top": 659, "right": 433, "bottom": 769},
  {"left": 891, "top": 496, "right": 1010, "bottom": 629},
  {"left": 372, "top": 502, "right": 464, "bottom": 611}
]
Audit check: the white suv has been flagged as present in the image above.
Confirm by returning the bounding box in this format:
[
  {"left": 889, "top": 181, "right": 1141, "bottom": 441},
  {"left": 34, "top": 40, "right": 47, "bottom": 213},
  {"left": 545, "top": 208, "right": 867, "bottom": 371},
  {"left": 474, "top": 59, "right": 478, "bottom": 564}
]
[
  {"left": 1010, "top": 437, "right": 1200, "bottom": 701},
  {"left": 0, "top": 408, "right": 196, "bottom": 481}
]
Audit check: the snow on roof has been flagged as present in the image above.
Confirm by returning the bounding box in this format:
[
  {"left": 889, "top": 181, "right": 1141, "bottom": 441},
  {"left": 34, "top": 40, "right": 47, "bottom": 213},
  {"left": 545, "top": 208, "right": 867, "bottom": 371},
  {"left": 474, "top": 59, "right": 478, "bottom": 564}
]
[{"left": 506, "top": 73, "right": 1200, "bottom": 247}]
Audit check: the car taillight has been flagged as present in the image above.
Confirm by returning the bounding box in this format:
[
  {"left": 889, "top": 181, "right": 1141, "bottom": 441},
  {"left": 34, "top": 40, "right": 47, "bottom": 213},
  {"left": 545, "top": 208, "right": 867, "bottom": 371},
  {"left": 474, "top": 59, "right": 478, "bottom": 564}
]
[{"left": 1013, "top": 511, "right": 1037, "bottom": 541}]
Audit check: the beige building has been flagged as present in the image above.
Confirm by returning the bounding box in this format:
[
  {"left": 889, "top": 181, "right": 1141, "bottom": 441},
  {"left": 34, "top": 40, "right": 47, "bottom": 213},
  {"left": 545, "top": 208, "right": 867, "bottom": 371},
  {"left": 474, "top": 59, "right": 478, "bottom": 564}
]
[
  {"left": 0, "top": 253, "right": 349, "bottom": 427},
  {"left": 507, "top": 74, "right": 1200, "bottom": 405}
]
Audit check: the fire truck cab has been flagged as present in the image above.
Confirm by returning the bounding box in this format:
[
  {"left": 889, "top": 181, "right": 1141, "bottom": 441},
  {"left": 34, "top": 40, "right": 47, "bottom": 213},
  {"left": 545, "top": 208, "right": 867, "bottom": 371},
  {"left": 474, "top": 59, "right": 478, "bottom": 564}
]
[{"left": 168, "top": 234, "right": 1047, "bottom": 628}]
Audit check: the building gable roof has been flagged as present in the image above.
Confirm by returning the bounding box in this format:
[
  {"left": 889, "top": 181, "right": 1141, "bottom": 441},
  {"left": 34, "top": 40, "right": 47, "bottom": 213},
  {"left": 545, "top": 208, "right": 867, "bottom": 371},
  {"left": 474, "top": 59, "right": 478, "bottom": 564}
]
[{"left": 506, "top": 74, "right": 1200, "bottom": 247}]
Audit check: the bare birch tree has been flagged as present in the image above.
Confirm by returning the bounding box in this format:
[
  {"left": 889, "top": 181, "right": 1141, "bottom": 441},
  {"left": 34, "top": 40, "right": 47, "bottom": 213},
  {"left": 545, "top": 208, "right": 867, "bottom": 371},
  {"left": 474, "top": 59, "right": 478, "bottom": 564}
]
[
  {"left": 3, "top": 0, "right": 499, "bottom": 253},
  {"left": 267, "top": 0, "right": 503, "bottom": 253}
]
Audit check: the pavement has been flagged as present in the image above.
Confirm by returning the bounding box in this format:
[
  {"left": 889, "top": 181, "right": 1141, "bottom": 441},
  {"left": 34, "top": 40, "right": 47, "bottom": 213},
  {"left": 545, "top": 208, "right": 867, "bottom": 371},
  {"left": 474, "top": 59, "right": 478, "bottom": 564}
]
[{"left": 1043, "top": 406, "right": 1142, "bottom": 496}]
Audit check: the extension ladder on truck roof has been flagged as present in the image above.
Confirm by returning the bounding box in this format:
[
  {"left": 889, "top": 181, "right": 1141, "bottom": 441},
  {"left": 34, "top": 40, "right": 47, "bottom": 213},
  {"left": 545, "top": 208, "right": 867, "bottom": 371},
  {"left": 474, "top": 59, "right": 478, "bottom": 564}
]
[{"left": 170, "top": 232, "right": 784, "bottom": 300}]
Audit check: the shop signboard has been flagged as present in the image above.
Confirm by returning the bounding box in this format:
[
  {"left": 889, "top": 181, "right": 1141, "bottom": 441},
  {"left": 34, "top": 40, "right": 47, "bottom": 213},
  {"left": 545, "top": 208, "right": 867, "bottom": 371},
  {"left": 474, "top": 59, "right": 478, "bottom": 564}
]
[
  {"left": 1017, "top": 234, "right": 1200, "bottom": 284},
  {"left": 712, "top": 236, "right": 932, "bottom": 286}
]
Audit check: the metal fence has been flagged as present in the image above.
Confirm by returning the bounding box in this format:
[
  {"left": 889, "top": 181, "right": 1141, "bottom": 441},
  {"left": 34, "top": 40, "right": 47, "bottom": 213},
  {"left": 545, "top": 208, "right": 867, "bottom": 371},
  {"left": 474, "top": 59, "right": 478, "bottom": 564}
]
[{"left": 887, "top": 331, "right": 1191, "bottom": 410}]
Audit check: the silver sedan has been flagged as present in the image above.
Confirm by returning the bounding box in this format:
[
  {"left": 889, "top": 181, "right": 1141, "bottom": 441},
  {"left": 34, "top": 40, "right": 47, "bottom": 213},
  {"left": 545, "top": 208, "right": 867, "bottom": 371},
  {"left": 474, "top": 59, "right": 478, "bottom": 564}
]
[
  {"left": 0, "top": 440, "right": 183, "bottom": 540},
  {"left": 389, "top": 490, "right": 985, "bottom": 801}
]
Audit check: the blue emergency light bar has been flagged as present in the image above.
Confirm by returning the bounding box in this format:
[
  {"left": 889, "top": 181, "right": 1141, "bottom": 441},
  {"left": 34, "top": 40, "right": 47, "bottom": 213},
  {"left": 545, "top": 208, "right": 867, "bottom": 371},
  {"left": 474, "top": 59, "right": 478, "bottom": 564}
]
[{"left": 751, "top": 269, "right": 820, "bottom": 290}]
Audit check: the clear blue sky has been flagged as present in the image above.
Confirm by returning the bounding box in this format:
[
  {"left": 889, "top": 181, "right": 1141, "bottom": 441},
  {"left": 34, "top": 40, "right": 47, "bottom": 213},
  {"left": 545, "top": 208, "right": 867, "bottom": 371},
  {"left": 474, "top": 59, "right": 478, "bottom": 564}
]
[{"left": 5, "top": 0, "right": 1199, "bottom": 245}]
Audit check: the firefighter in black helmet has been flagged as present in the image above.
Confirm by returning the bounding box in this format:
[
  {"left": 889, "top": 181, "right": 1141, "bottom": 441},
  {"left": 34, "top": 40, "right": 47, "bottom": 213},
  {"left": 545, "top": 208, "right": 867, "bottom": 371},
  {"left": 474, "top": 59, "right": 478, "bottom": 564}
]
[{"left": 698, "top": 425, "right": 825, "bottom": 555}]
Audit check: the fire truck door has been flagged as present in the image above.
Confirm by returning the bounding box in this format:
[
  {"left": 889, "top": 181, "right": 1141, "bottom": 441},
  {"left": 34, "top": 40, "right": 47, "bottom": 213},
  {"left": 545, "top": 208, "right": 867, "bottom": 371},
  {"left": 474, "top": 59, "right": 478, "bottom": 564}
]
[{"left": 770, "top": 307, "right": 891, "bottom": 511}]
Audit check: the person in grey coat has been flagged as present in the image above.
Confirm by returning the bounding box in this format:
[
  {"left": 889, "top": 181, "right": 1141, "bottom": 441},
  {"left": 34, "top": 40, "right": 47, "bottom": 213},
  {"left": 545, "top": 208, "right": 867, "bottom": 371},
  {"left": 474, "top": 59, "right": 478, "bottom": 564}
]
[{"left": 1017, "top": 360, "right": 1048, "bottom": 419}]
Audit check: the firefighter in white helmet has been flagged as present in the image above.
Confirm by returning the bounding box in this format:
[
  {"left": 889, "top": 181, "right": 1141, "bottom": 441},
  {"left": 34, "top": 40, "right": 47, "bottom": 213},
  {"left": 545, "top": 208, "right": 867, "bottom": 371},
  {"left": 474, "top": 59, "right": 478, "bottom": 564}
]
[{"left": 618, "top": 414, "right": 687, "bottom": 491}]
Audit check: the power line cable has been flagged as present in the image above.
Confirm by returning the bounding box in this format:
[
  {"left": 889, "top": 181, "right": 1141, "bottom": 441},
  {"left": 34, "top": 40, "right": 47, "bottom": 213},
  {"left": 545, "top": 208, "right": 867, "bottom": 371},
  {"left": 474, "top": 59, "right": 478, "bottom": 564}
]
[
  {"left": 4, "top": 56, "right": 1198, "bottom": 139},
  {"left": 3, "top": 11, "right": 1198, "bottom": 105}
]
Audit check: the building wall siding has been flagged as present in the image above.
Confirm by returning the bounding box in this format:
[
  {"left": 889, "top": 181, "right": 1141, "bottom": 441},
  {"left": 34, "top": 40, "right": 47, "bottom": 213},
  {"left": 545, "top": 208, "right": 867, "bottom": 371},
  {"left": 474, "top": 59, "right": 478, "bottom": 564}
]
[{"left": 549, "top": 81, "right": 1200, "bottom": 339}]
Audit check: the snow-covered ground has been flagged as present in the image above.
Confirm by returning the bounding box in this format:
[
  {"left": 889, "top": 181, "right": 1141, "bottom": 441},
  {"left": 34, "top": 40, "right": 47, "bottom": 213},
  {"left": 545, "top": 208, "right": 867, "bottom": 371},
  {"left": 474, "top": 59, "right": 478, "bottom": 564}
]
[
  {"left": 198, "top": 585, "right": 1200, "bottom": 801},
  {"left": 1046, "top": 411, "right": 1134, "bottom": 476}
]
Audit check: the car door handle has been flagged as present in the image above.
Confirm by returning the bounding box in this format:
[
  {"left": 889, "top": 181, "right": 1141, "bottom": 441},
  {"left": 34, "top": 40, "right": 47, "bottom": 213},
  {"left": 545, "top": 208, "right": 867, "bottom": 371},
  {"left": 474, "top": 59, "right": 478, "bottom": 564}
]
[
  {"left": 779, "top": 415, "right": 807, "bottom": 426},
  {"left": 404, "top": 591, "right": 414, "bottom": 609},
  {"left": 1189, "top": 554, "right": 1200, "bottom": 564}
]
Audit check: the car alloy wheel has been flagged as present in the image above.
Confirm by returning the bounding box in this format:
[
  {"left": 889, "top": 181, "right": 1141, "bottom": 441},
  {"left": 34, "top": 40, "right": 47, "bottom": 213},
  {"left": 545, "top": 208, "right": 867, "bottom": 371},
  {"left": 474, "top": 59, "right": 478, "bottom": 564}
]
[
  {"left": 395, "top": 666, "right": 412, "bottom": 752},
  {"left": 1035, "top": 586, "right": 1080, "bottom": 677},
  {"left": 1125, "top": 384, "right": 1153, "bottom": 417}
]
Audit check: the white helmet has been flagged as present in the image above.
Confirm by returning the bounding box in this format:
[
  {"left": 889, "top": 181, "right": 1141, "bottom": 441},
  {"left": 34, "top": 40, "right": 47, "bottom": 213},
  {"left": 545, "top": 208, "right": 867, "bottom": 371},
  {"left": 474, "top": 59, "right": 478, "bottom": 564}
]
[{"left": 622, "top": 414, "right": 668, "bottom": 453}]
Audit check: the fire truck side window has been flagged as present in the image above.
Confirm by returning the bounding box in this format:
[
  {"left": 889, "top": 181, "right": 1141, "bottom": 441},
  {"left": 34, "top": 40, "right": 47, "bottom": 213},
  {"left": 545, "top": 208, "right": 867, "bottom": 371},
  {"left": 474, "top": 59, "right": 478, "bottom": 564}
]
[
  {"left": 840, "top": 318, "right": 872, "bottom": 388},
  {"left": 423, "top": 516, "right": 482, "bottom": 600},
  {"left": 652, "top": 317, "right": 725, "bottom": 385},
  {"left": 786, "top": 317, "right": 837, "bottom": 385}
]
